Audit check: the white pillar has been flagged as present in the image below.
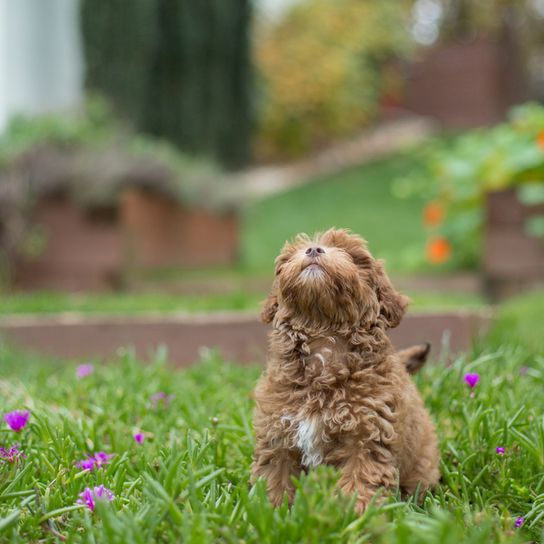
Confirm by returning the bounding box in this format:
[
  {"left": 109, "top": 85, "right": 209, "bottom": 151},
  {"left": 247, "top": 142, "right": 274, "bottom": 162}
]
[{"left": 0, "top": 0, "right": 83, "bottom": 132}]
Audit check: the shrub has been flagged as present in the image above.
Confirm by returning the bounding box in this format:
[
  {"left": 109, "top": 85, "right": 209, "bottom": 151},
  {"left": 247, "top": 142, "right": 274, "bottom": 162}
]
[
  {"left": 255, "top": 0, "right": 411, "bottom": 159},
  {"left": 393, "top": 102, "right": 544, "bottom": 269}
]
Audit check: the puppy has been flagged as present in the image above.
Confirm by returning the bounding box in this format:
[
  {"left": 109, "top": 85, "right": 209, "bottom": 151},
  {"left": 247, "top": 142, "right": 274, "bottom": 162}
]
[{"left": 251, "top": 229, "right": 439, "bottom": 512}]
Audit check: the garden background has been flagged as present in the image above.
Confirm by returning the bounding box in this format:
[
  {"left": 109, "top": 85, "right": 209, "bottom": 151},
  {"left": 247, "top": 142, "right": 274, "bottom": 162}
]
[{"left": 0, "top": 0, "right": 543, "bottom": 542}]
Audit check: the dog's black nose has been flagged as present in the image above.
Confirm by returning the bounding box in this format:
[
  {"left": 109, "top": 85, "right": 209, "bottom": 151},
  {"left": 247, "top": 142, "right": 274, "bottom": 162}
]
[{"left": 305, "top": 246, "right": 325, "bottom": 258}]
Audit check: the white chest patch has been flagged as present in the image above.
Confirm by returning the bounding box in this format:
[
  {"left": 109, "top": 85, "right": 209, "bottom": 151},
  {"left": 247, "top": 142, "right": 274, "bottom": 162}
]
[{"left": 296, "top": 418, "right": 323, "bottom": 467}]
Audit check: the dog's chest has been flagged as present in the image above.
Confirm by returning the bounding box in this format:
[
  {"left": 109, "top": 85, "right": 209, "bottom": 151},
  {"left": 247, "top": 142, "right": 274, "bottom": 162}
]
[
  {"left": 302, "top": 336, "right": 347, "bottom": 375},
  {"left": 283, "top": 337, "right": 349, "bottom": 467},
  {"left": 282, "top": 414, "right": 325, "bottom": 468}
]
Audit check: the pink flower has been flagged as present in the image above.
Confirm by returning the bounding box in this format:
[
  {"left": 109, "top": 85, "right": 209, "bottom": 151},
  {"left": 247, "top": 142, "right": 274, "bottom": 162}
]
[
  {"left": 463, "top": 373, "right": 480, "bottom": 389},
  {"left": 4, "top": 410, "right": 30, "bottom": 432},
  {"left": 496, "top": 447, "right": 505, "bottom": 455},
  {"left": 515, "top": 517, "right": 524, "bottom": 528},
  {"left": 77, "top": 485, "right": 114, "bottom": 512},
  {"left": 0, "top": 445, "right": 26, "bottom": 464},
  {"left": 76, "top": 363, "right": 94, "bottom": 379},
  {"left": 150, "top": 392, "right": 174, "bottom": 408},
  {"left": 75, "top": 452, "right": 114, "bottom": 471},
  {"left": 133, "top": 433, "right": 145, "bottom": 444}
]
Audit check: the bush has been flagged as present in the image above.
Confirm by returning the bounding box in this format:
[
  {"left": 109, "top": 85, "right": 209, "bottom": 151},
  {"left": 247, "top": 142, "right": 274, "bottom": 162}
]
[
  {"left": 255, "top": 0, "right": 411, "bottom": 159},
  {"left": 393, "top": 103, "right": 544, "bottom": 269}
]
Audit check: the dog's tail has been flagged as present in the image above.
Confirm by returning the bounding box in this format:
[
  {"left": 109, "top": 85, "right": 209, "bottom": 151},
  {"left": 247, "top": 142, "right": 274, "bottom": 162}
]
[{"left": 396, "top": 343, "right": 431, "bottom": 375}]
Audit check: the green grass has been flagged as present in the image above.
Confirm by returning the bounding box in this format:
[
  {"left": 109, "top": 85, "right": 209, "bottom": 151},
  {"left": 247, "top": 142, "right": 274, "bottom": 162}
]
[
  {"left": 0, "top": 289, "right": 485, "bottom": 316},
  {"left": 0, "top": 291, "right": 264, "bottom": 316},
  {"left": 487, "top": 290, "right": 544, "bottom": 353},
  {"left": 242, "top": 149, "right": 429, "bottom": 274},
  {"left": 1, "top": 310, "right": 543, "bottom": 541}
]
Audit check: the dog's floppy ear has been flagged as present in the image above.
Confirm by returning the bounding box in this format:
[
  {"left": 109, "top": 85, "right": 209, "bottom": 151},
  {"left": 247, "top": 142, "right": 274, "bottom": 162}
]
[
  {"left": 372, "top": 260, "right": 409, "bottom": 329},
  {"left": 261, "top": 284, "right": 278, "bottom": 324},
  {"left": 261, "top": 238, "right": 296, "bottom": 324}
]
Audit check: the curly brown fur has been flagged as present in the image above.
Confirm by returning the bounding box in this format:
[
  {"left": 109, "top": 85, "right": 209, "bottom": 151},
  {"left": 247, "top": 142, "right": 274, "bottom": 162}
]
[
  {"left": 397, "top": 343, "right": 431, "bottom": 375},
  {"left": 251, "top": 229, "right": 439, "bottom": 512}
]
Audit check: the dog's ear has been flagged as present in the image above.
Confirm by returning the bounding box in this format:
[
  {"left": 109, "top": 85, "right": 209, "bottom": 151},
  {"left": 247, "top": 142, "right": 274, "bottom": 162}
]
[
  {"left": 372, "top": 260, "right": 409, "bottom": 329},
  {"left": 260, "top": 285, "right": 278, "bottom": 324}
]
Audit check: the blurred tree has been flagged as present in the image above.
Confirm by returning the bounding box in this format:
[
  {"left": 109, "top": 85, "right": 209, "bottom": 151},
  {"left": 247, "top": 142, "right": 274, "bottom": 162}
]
[
  {"left": 437, "top": 0, "right": 537, "bottom": 40},
  {"left": 256, "top": 0, "right": 412, "bottom": 159},
  {"left": 81, "top": 0, "right": 252, "bottom": 169},
  {"left": 80, "top": 0, "right": 158, "bottom": 128}
]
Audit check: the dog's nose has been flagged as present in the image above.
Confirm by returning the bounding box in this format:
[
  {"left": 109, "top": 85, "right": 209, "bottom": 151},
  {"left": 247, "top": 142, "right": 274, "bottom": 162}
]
[{"left": 305, "top": 246, "right": 325, "bottom": 258}]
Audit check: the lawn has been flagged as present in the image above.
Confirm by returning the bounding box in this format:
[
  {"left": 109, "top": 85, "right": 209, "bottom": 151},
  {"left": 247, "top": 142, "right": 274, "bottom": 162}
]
[
  {"left": 1, "top": 294, "right": 543, "bottom": 542},
  {"left": 242, "top": 147, "right": 430, "bottom": 275},
  {"left": 0, "top": 289, "right": 485, "bottom": 316}
]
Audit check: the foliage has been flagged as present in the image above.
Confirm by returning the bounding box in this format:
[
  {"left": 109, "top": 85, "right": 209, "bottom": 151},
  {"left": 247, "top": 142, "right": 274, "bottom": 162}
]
[
  {"left": 80, "top": 0, "right": 158, "bottom": 129},
  {"left": 393, "top": 103, "right": 544, "bottom": 268},
  {"left": 1, "top": 325, "right": 543, "bottom": 541},
  {"left": 0, "top": 99, "right": 115, "bottom": 164},
  {"left": 434, "top": 0, "right": 544, "bottom": 41},
  {"left": 81, "top": 0, "right": 253, "bottom": 169},
  {"left": 0, "top": 99, "right": 234, "bottom": 211},
  {"left": 255, "top": 0, "right": 412, "bottom": 159}
]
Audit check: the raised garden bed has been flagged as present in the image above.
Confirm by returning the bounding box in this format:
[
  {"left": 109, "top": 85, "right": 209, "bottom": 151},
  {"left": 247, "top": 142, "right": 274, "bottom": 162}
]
[
  {"left": 0, "top": 310, "right": 492, "bottom": 366},
  {"left": 484, "top": 188, "right": 544, "bottom": 299},
  {"left": 1, "top": 142, "right": 241, "bottom": 291},
  {"left": 121, "top": 188, "right": 238, "bottom": 270},
  {"left": 14, "top": 196, "right": 122, "bottom": 291},
  {"left": 405, "top": 38, "right": 525, "bottom": 127}
]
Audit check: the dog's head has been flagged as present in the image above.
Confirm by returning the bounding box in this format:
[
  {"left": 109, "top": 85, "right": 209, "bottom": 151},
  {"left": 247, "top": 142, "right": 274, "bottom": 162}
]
[{"left": 261, "top": 228, "right": 408, "bottom": 331}]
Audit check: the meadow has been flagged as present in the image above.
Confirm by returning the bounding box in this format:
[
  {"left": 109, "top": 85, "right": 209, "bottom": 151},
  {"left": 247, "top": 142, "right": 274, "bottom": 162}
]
[{"left": 1, "top": 293, "right": 543, "bottom": 543}]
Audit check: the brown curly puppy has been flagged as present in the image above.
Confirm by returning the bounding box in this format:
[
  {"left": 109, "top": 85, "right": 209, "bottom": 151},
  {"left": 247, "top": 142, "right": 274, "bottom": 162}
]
[{"left": 251, "top": 228, "right": 439, "bottom": 512}]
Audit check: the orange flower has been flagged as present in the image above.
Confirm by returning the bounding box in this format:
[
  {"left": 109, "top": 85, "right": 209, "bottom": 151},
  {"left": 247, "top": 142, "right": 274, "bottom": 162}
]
[
  {"left": 423, "top": 202, "right": 444, "bottom": 227},
  {"left": 426, "top": 237, "right": 452, "bottom": 264},
  {"left": 537, "top": 131, "right": 544, "bottom": 151}
]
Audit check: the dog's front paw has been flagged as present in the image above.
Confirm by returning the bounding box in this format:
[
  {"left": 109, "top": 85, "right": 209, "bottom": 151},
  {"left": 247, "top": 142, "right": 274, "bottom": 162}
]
[{"left": 268, "top": 488, "right": 294, "bottom": 508}]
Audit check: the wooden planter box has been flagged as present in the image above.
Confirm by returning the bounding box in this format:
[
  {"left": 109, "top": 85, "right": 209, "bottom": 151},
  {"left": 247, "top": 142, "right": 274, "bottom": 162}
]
[
  {"left": 12, "top": 190, "right": 240, "bottom": 291},
  {"left": 484, "top": 188, "right": 544, "bottom": 299},
  {"left": 404, "top": 38, "right": 525, "bottom": 127},
  {"left": 120, "top": 188, "right": 239, "bottom": 270},
  {"left": 14, "top": 196, "right": 123, "bottom": 291}
]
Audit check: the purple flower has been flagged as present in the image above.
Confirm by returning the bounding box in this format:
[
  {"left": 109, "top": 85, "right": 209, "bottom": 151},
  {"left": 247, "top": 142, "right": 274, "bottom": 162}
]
[
  {"left": 76, "top": 363, "right": 94, "bottom": 379},
  {"left": 76, "top": 458, "right": 96, "bottom": 471},
  {"left": 133, "top": 432, "right": 144, "bottom": 444},
  {"left": 93, "top": 451, "right": 113, "bottom": 467},
  {"left": 0, "top": 445, "right": 26, "bottom": 464},
  {"left": 514, "top": 516, "right": 524, "bottom": 528},
  {"left": 519, "top": 366, "right": 528, "bottom": 376},
  {"left": 77, "top": 485, "right": 114, "bottom": 512},
  {"left": 75, "top": 451, "right": 114, "bottom": 471},
  {"left": 464, "top": 373, "right": 480, "bottom": 389},
  {"left": 496, "top": 447, "right": 505, "bottom": 455},
  {"left": 150, "top": 392, "right": 174, "bottom": 408},
  {"left": 4, "top": 410, "right": 30, "bottom": 432}
]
